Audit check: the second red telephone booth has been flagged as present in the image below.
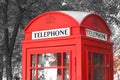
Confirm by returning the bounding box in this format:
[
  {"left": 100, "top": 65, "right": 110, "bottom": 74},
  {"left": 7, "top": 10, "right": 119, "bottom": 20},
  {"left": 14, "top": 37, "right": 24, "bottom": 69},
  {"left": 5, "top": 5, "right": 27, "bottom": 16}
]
[{"left": 21, "top": 11, "right": 113, "bottom": 80}]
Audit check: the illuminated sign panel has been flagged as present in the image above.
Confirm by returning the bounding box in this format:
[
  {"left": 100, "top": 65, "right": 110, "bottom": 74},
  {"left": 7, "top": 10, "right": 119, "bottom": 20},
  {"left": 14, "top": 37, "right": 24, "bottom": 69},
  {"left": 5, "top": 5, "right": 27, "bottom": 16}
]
[
  {"left": 32, "top": 28, "right": 70, "bottom": 40},
  {"left": 86, "top": 29, "right": 107, "bottom": 41}
]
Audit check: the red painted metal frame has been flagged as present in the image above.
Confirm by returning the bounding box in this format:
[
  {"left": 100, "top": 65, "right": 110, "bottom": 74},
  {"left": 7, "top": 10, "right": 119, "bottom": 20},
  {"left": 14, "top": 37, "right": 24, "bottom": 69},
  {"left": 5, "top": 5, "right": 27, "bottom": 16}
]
[
  {"left": 21, "top": 11, "right": 113, "bottom": 80},
  {"left": 81, "top": 36, "right": 113, "bottom": 80},
  {"left": 27, "top": 45, "right": 76, "bottom": 80}
]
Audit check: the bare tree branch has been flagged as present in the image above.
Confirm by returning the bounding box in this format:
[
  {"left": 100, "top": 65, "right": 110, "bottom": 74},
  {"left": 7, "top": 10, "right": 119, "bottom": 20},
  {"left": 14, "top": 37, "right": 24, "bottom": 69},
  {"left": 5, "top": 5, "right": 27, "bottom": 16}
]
[{"left": 26, "top": 0, "right": 38, "bottom": 8}]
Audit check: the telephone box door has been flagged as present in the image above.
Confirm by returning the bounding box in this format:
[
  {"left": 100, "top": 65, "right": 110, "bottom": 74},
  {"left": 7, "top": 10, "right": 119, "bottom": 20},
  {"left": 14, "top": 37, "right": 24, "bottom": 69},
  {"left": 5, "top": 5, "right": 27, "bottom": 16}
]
[
  {"left": 86, "top": 47, "right": 111, "bottom": 80},
  {"left": 27, "top": 45, "right": 76, "bottom": 80}
]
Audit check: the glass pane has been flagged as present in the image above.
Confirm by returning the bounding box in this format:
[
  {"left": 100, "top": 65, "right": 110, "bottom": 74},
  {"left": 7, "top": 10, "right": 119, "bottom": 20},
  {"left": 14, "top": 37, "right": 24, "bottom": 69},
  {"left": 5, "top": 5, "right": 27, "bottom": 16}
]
[
  {"left": 32, "top": 69, "right": 36, "bottom": 80},
  {"left": 38, "top": 54, "right": 45, "bottom": 67},
  {"left": 63, "top": 52, "right": 70, "bottom": 66},
  {"left": 93, "top": 54, "right": 104, "bottom": 66},
  {"left": 38, "top": 53, "right": 61, "bottom": 67},
  {"left": 88, "top": 68, "right": 91, "bottom": 80},
  {"left": 32, "top": 55, "right": 36, "bottom": 67},
  {"left": 64, "top": 68, "right": 69, "bottom": 80},
  {"left": 94, "top": 68, "right": 104, "bottom": 80},
  {"left": 57, "top": 53, "right": 61, "bottom": 66},
  {"left": 57, "top": 69, "right": 62, "bottom": 80},
  {"left": 88, "top": 53, "right": 91, "bottom": 65},
  {"left": 38, "top": 68, "right": 61, "bottom": 80}
]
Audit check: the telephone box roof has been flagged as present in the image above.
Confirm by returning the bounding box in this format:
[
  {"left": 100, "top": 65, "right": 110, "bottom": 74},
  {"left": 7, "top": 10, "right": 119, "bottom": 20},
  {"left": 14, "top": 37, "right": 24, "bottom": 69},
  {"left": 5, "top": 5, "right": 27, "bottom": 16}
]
[
  {"left": 59, "top": 11, "right": 91, "bottom": 24},
  {"left": 24, "top": 11, "right": 111, "bottom": 34}
]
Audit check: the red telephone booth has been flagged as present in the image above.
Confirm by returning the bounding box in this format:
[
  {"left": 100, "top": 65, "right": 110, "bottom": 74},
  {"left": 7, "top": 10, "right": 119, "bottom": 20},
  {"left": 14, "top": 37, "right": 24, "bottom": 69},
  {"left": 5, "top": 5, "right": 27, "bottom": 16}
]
[{"left": 21, "top": 11, "right": 113, "bottom": 80}]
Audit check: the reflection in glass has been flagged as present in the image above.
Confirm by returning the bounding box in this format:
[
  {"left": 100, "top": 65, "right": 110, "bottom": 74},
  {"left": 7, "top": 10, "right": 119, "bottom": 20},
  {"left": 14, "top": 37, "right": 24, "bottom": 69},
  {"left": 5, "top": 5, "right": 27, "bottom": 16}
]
[
  {"left": 38, "top": 68, "right": 58, "bottom": 80},
  {"left": 32, "top": 55, "right": 36, "bottom": 67},
  {"left": 88, "top": 53, "right": 91, "bottom": 65},
  {"left": 38, "top": 53, "right": 61, "bottom": 67},
  {"left": 32, "top": 69, "right": 36, "bottom": 80},
  {"left": 88, "top": 69, "right": 91, "bottom": 80},
  {"left": 57, "top": 53, "right": 61, "bottom": 66},
  {"left": 57, "top": 69, "right": 62, "bottom": 80},
  {"left": 93, "top": 54, "right": 104, "bottom": 66},
  {"left": 94, "top": 68, "right": 104, "bottom": 80},
  {"left": 38, "top": 54, "right": 45, "bottom": 67},
  {"left": 64, "top": 52, "right": 69, "bottom": 66},
  {"left": 31, "top": 52, "right": 70, "bottom": 80},
  {"left": 64, "top": 68, "right": 69, "bottom": 80}
]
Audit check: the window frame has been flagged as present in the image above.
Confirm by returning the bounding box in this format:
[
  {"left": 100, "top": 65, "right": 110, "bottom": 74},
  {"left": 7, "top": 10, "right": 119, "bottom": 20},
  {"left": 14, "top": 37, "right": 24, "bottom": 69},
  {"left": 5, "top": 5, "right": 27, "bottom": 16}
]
[
  {"left": 87, "top": 52, "right": 109, "bottom": 80},
  {"left": 27, "top": 46, "right": 76, "bottom": 80}
]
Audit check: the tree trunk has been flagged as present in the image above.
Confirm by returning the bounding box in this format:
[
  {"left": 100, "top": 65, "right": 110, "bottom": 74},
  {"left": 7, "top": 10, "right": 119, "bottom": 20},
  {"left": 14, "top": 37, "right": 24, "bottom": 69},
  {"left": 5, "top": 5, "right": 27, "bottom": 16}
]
[
  {"left": 4, "top": 29, "right": 12, "bottom": 80},
  {"left": 0, "top": 29, "right": 4, "bottom": 80},
  {"left": 0, "top": 0, "right": 8, "bottom": 79},
  {"left": 0, "top": 49, "right": 3, "bottom": 80},
  {"left": 9, "top": 12, "right": 22, "bottom": 58},
  {"left": 5, "top": 12, "right": 22, "bottom": 80},
  {"left": 4, "top": 0, "right": 24, "bottom": 79}
]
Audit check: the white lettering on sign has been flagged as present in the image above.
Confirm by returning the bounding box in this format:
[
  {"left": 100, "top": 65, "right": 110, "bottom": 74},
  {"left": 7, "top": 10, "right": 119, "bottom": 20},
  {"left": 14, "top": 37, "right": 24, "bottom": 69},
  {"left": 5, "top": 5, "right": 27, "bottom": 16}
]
[
  {"left": 86, "top": 29, "right": 107, "bottom": 41},
  {"left": 32, "top": 28, "right": 70, "bottom": 40}
]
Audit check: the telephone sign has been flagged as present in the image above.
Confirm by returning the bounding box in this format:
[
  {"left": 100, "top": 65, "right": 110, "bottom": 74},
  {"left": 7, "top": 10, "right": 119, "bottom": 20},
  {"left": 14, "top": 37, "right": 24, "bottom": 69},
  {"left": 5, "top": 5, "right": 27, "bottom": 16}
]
[
  {"left": 32, "top": 28, "right": 70, "bottom": 40},
  {"left": 22, "top": 11, "right": 113, "bottom": 80},
  {"left": 86, "top": 29, "right": 107, "bottom": 41}
]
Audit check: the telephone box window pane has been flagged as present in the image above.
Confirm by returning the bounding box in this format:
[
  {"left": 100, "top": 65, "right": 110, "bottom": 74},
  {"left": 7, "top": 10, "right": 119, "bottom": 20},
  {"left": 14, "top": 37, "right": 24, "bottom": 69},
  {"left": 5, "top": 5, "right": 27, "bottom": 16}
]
[
  {"left": 93, "top": 54, "right": 104, "bottom": 66},
  {"left": 38, "top": 53, "right": 61, "bottom": 67},
  {"left": 38, "top": 68, "right": 60, "bottom": 80},
  {"left": 32, "top": 55, "right": 36, "bottom": 67},
  {"left": 94, "top": 68, "right": 104, "bottom": 80},
  {"left": 88, "top": 53, "right": 91, "bottom": 65},
  {"left": 57, "top": 53, "right": 62, "bottom": 66},
  {"left": 88, "top": 69, "right": 91, "bottom": 80},
  {"left": 32, "top": 69, "right": 36, "bottom": 80},
  {"left": 38, "top": 53, "right": 57, "bottom": 67},
  {"left": 45, "top": 53, "right": 57, "bottom": 67},
  {"left": 57, "top": 69, "right": 62, "bottom": 80},
  {"left": 38, "top": 54, "right": 46, "bottom": 67},
  {"left": 63, "top": 52, "right": 69, "bottom": 66},
  {"left": 64, "top": 68, "right": 69, "bottom": 80}
]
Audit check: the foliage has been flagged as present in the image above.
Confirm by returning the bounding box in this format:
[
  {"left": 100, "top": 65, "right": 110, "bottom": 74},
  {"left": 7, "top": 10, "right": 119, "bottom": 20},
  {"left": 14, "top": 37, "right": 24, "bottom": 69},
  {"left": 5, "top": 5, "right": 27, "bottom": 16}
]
[{"left": 0, "top": 0, "right": 120, "bottom": 79}]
